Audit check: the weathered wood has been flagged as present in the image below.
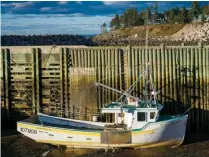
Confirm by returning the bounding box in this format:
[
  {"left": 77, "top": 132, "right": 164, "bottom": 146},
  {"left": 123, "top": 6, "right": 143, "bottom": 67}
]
[
  {"left": 4, "top": 49, "right": 11, "bottom": 120},
  {"left": 35, "top": 48, "right": 42, "bottom": 113},
  {"left": 1, "top": 44, "right": 209, "bottom": 133},
  {"left": 64, "top": 48, "right": 69, "bottom": 117},
  {"left": 32, "top": 48, "right": 36, "bottom": 114},
  {"left": 1, "top": 50, "right": 6, "bottom": 118},
  {"left": 60, "top": 48, "right": 64, "bottom": 117}
]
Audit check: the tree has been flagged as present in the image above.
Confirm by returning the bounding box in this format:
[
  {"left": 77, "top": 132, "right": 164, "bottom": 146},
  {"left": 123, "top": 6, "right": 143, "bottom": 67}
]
[
  {"left": 201, "top": 15, "right": 206, "bottom": 22},
  {"left": 164, "top": 8, "right": 180, "bottom": 23},
  {"left": 138, "top": 11, "right": 145, "bottom": 25},
  {"left": 202, "top": 5, "right": 209, "bottom": 15},
  {"left": 178, "top": 7, "right": 189, "bottom": 23},
  {"left": 152, "top": 3, "right": 159, "bottom": 23},
  {"left": 101, "top": 23, "right": 107, "bottom": 34},
  {"left": 141, "top": 8, "right": 152, "bottom": 24},
  {"left": 121, "top": 7, "right": 142, "bottom": 28},
  {"left": 188, "top": 1, "right": 201, "bottom": 21},
  {"left": 110, "top": 14, "right": 120, "bottom": 29}
]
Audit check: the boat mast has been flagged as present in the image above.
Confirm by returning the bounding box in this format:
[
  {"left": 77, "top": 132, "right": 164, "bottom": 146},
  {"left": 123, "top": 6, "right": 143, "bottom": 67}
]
[{"left": 144, "top": 8, "right": 149, "bottom": 105}]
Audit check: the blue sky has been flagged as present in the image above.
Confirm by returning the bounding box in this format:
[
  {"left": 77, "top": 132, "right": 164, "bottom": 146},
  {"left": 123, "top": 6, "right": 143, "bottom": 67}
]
[{"left": 1, "top": 1, "right": 209, "bottom": 35}]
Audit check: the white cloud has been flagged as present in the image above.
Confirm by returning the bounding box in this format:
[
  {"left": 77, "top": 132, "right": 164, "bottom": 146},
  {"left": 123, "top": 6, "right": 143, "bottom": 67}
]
[
  {"left": 12, "top": 1, "right": 34, "bottom": 9},
  {"left": 40, "top": 7, "right": 70, "bottom": 13},
  {"left": 103, "top": 1, "right": 133, "bottom": 7},
  {"left": 103, "top": 1, "right": 121, "bottom": 5},
  {"left": 69, "top": 13, "right": 85, "bottom": 17},
  {"left": 76, "top": 1, "right": 82, "bottom": 4},
  {"left": 40, "top": 7, "right": 52, "bottom": 12},
  {"left": 1, "top": 3, "right": 13, "bottom": 7},
  {"left": 58, "top": 1, "right": 68, "bottom": 5}
]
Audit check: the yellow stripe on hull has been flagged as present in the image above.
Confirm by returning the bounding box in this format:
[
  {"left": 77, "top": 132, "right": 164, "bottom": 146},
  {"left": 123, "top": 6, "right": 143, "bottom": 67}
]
[
  {"left": 132, "top": 129, "right": 155, "bottom": 135},
  {"left": 36, "top": 139, "right": 184, "bottom": 149},
  {"left": 18, "top": 122, "right": 155, "bottom": 136},
  {"left": 17, "top": 123, "right": 100, "bottom": 136}
]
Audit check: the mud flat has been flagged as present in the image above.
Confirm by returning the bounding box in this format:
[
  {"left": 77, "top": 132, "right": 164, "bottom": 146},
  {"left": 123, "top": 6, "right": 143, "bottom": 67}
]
[{"left": 1, "top": 131, "right": 209, "bottom": 157}]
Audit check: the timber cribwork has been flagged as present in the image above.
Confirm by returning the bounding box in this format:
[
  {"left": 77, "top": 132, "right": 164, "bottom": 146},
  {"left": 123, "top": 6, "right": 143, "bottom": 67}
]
[{"left": 0, "top": 44, "right": 209, "bottom": 133}]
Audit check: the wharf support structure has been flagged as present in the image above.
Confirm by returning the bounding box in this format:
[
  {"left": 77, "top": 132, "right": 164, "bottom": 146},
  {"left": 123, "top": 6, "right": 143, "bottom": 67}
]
[{"left": 1, "top": 43, "right": 209, "bottom": 133}]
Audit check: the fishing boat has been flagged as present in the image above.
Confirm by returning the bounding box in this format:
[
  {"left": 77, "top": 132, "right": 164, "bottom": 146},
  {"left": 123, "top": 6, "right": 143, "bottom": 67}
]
[{"left": 17, "top": 63, "right": 188, "bottom": 149}]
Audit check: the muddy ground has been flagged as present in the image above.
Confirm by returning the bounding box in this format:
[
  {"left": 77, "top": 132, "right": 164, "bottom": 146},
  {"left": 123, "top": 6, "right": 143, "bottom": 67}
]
[{"left": 1, "top": 131, "right": 209, "bottom": 157}]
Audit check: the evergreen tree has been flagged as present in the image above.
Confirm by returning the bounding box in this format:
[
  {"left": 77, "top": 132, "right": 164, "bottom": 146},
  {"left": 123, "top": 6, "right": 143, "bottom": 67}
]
[
  {"left": 152, "top": 3, "right": 159, "bottom": 23},
  {"left": 165, "top": 8, "right": 180, "bottom": 23},
  {"left": 179, "top": 7, "right": 189, "bottom": 23},
  {"left": 201, "top": 15, "right": 206, "bottom": 22},
  {"left": 101, "top": 23, "right": 107, "bottom": 34},
  {"left": 202, "top": 5, "right": 209, "bottom": 15},
  {"left": 121, "top": 7, "right": 142, "bottom": 27},
  {"left": 188, "top": 1, "right": 201, "bottom": 21},
  {"left": 142, "top": 8, "right": 152, "bottom": 24},
  {"left": 121, "top": 11, "right": 129, "bottom": 27},
  {"left": 110, "top": 14, "right": 120, "bottom": 29},
  {"left": 138, "top": 11, "right": 145, "bottom": 25}
]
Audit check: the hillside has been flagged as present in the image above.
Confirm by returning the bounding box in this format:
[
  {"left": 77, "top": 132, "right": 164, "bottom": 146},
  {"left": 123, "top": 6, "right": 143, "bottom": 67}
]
[{"left": 93, "top": 23, "right": 209, "bottom": 46}]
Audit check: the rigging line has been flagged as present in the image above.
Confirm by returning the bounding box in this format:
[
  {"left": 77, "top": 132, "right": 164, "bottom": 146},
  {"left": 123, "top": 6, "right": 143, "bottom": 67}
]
[
  {"left": 127, "top": 71, "right": 146, "bottom": 94},
  {"left": 43, "top": 45, "right": 57, "bottom": 68},
  {"left": 116, "top": 70, "right": 146, "bottom": 102},
  {"left": 97, "top": 86, "right": 122, "bottom": 95},
  {"left": 97, "top": 65, "right": 144, "bottom": 82}
]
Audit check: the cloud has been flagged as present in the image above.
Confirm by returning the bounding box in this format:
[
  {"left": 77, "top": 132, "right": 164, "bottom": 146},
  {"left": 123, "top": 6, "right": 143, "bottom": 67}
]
[
  {"left": 40, "top": 7, "right": 52, "bottom": 11},
  {"left": 103, "top": 1, "right": 134, "bottom": 8},
  {"left": 69, "top": 13, "right": 85, "bottom": 17},
  {"left": 103, "top": 1, "right": 123, "bottom": 5},
  {"left": 40, "top": 7, "right": 70, "bottom": 13},
  {"left": 12, "top": 1, "right": 34, "bottom": 9},
  {"left": 76, "top": 1, "right": 82, "bottom": 4},
  {"left": 1, "top": 1, "right": 34, "bottom": 9},
  {"left": 1, "top": 3, "right": 14, "bottom": 7},
  {"left": 58, "top": 1, "right": 68, "bottom": 5}
]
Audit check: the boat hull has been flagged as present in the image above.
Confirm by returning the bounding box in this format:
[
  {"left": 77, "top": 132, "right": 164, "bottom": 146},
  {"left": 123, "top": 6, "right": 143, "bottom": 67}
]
[{"left": 17, "top": 114, "right": 188, "bottom": 149}]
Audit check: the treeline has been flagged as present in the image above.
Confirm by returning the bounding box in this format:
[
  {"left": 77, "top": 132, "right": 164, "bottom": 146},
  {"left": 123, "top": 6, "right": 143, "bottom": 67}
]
[
  {"left": 110, "top": 2, "right": 209, "bottom": 29},
  {"left": 1, "top": 35, "right": 96, "bottom": 46}
]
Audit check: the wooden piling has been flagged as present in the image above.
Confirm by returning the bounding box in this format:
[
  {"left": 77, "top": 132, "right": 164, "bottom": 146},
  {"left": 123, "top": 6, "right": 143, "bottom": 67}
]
[
  {"left": 1, "top": 45, "right": 209, "bottom": 133},
  {"left": 32, "top": 48, "right": 36, "bottom": 114},
  {"left": 60, "top": 48, "right": 64, "bottom": 117},
  {"left": 35, "top": 48, "right": 41, "bottom": 113}
]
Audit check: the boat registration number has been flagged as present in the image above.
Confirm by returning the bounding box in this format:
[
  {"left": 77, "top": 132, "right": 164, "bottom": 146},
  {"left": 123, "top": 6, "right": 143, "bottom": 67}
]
[{"left": 20, "top": 127, "right": 37, "bottom": 134}]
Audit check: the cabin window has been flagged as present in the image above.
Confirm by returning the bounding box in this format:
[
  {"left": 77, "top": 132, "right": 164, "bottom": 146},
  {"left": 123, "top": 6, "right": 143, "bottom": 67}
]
[
  {"left": 150, "top": 112, "right": 156, "bottom": 119},
  {"left": 137, "top": 112, "right": 146, "bottom": 121},
  {"left": 129, "top": 97, "right": 135, "bottom": 102}
]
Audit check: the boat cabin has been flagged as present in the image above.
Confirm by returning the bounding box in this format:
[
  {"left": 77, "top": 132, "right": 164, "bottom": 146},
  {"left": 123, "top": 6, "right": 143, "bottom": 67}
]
[{"left": 101, "top": 98, "right": 163, "bottom": 130}]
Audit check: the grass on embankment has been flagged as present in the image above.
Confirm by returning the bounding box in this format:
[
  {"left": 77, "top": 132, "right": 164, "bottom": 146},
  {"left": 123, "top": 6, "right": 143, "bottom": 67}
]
[{"left": 106, "top": 24, "right": 185, "bottom": 38}]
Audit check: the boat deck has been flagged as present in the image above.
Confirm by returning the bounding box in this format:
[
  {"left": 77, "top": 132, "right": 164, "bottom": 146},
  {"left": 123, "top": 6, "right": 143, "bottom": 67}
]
[
  {"left": 19, "top": 114, "right": 180, "bottom": 132},
  {"left": 21, "top": 115, "right": 104, "bottom": 131}
]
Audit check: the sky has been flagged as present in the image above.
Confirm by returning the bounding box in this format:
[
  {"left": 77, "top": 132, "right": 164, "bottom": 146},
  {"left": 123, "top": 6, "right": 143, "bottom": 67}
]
[{"left": 1, "top": 1, "right": 209, "bottom": 35}]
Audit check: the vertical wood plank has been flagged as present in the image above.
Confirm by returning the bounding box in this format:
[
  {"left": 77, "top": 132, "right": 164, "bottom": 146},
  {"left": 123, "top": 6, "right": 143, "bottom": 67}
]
[
  {"left": 60, "top": 48, "right": 64, "bottom": 117},
  {"left": 64, "top": 48, "right": 69, "bottom": 117},
  {"left": 32, "top": 48, "right": 36, "bottom": 114}
]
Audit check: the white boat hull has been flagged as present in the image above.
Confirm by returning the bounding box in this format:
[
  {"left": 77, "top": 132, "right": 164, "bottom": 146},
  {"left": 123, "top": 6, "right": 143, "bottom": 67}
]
[{"left": 17, "top": 114, "right": 188, "bottom": 149}]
